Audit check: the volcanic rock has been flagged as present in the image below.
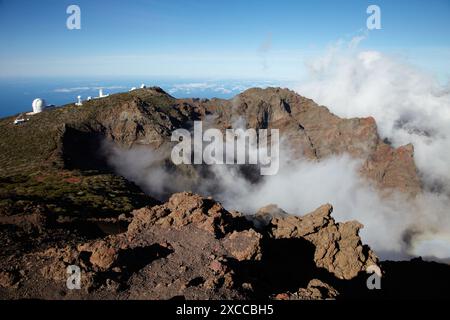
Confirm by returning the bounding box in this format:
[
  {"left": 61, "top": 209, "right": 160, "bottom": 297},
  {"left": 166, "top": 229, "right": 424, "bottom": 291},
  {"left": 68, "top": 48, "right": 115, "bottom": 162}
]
[
  {"left": 0, "top": 192, "right": 380, "bottom": 299},
  {"left": 225, "top": 88, "right": 421, "bottom": 196},
  {"left": 269, "top": 204, "right": 378, "bottom": 280},
  {"left": 223, "top": 230, "right": 262, "bottom": 261},
  {"left": 0, "top": 271, "right": 17, "bottom": 288},
  {"left": 78, "top": 239, "right": 121, "bottom": 270},
  {"left": 128, "top": 192, "right": 240, "bottom": 239},
  {"left": 274, "top": 279, "right": 339, "bottom": 300}
]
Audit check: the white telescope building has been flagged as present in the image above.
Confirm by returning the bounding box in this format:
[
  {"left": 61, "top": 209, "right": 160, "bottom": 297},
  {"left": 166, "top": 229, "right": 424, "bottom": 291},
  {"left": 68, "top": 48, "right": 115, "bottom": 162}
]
[
  {"left": 32, "top": 98, "right": 45, "bottom": 113},
  {"left": 26, "top": 98, "right": 46, "bottom": 115},
  {"left": 98, "top": 89, "right": 109, "bottom": 98}
]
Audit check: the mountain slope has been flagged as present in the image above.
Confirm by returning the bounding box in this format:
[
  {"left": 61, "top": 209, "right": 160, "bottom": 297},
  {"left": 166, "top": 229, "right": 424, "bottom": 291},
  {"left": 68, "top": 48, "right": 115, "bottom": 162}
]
[
  {"left": 0, "top": 86, "right": 421, "bottom": 195},
  {"left": 0, "top": 86, "right": 439, "bottom": 300}
]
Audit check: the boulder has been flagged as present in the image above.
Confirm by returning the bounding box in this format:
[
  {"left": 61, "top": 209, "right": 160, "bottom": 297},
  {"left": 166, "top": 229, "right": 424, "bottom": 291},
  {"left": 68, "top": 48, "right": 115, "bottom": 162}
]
[
  {"left": 223, "top": 230, "right": 262, "bottom": 261},
  {"left": 269, "top": 204, "right": 378, "bottom": 280},
  {"left": 274, "top": 279, "right": 339, "bottom": 300}
]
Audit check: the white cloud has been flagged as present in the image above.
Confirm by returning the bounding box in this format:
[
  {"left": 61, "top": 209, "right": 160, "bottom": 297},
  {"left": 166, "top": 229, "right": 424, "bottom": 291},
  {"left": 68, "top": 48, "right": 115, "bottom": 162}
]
[
  {"left": 53, "top": 87, "right": 91, "bottom": 93},
  {"left": 106, "top": 140, "right": 450, "bottom": 260},
  {"left": 167, "top": 81, "right": 283, "bottom": 96},
  {"left": 53, "top": 85, "right": 126, "bottom": 93},
  {"left": 103, "top": 35, "right": 450, "bottom": 261},
  {"left": 291, "top": 35, "right": 450, "bottom": 259},
  {"left": 296, "top": 37, "right": 450, "bottom": 194}
]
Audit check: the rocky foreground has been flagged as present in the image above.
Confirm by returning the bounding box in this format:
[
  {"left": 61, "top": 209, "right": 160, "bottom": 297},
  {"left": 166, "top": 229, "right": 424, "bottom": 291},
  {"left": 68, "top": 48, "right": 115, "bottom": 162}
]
[
  {"left": 1, "top": 192, "right": 449, "bottom": 300},
  {"left": 0, "top": 192, "right": 377, "bottom": 299}
]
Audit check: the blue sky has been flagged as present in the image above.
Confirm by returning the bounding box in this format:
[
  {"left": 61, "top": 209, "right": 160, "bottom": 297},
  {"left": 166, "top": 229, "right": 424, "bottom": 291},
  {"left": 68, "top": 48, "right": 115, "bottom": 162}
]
[{"left": 0, "top": 0, "right": 449, "bottom": 80}]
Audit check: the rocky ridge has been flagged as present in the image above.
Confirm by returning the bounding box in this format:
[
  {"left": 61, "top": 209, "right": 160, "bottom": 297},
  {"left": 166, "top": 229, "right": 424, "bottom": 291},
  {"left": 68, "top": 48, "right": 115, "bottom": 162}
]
[{"left": 0, "top": 86, "right": 421, "bottom": 195}]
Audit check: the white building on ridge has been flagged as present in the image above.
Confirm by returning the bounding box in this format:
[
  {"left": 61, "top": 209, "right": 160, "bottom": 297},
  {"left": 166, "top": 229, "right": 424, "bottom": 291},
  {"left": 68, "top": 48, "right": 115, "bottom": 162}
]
[
  {"left": 29, "top": 98, "right": 46, "bottom": 115},
  {"left": 75, "top": 95, "right": 83, "bottom": 106},
  {"left": 98, "top": 89, "right": 109, "bottom": 98}
]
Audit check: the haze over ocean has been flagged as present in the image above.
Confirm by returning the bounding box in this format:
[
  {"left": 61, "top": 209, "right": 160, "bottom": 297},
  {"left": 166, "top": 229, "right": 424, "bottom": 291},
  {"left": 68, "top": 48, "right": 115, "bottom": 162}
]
[
  {"left": 1, "top": 0, "right": 449, "bottom": 118},
  {"left": 0, "top": 78, "right": 289, "bottom": 117}
]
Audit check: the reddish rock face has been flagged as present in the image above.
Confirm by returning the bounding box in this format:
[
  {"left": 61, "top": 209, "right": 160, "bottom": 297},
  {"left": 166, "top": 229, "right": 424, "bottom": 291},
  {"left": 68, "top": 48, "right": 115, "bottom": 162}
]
[
  {"left": 362, "top": 143, "right": 421, "bottom": 196},
  {"left": 265, "top": 203, "right": 378, "bottom": 280},
  {"left": 220, "top": 88, "right": 421, "bottom": 196}
]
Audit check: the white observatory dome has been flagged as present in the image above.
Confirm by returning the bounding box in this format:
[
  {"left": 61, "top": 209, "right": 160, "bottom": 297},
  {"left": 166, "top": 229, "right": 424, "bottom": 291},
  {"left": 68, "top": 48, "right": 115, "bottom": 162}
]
[{"left": 32, "top": 98, "right": 46, "bottom": 114}]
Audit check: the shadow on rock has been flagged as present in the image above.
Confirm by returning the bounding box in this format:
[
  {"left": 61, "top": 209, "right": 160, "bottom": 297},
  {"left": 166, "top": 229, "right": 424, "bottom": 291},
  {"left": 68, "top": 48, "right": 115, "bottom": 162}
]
[{"left": 229, "top": 237, "right": 338, "bottom": 298}]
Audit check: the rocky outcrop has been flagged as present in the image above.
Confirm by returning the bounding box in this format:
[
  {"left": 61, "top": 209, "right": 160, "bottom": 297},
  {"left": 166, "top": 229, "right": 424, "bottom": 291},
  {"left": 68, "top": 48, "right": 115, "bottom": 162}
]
[
  {"left": 224, "top": 88, "right": 421, "bottom": 196},
  {"left": 273, "top": 279, "right": 339, "bottom": 300},
  {"left": 177, "top": 88, "right": 420, "bottom": 196},
  {"left": 266, "top": 204, "right": 378, "bottom": 280},
  {"left": 0, "top": 192, "right": 379, "bottom": 300},
  {"left": 361, "top": 143, "right": 421, "bottom": 195},
  {"left": 223, "top": 230, "right": 262, "bottom": 262}
]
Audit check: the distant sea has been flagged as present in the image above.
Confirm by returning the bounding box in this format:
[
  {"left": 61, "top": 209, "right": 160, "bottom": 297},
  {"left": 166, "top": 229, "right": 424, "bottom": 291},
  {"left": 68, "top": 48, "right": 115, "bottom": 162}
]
[{"left": 0, "top": 78, "right": 290, "bottom": 118}]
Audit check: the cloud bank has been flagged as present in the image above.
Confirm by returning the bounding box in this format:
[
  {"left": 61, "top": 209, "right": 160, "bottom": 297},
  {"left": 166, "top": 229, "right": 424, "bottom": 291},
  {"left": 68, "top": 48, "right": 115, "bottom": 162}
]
[
  {"left": 294, "top": 36, "right": 450, "bottom": 259},
  {"left": 296, "top": 39, "right": 450, "bottom": 194},
  {"left": 105, "top": 36, "right": 450, "bottom": 261},
  {"left": 54, "top": 85, "right": 126, "bottom": 93}
]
